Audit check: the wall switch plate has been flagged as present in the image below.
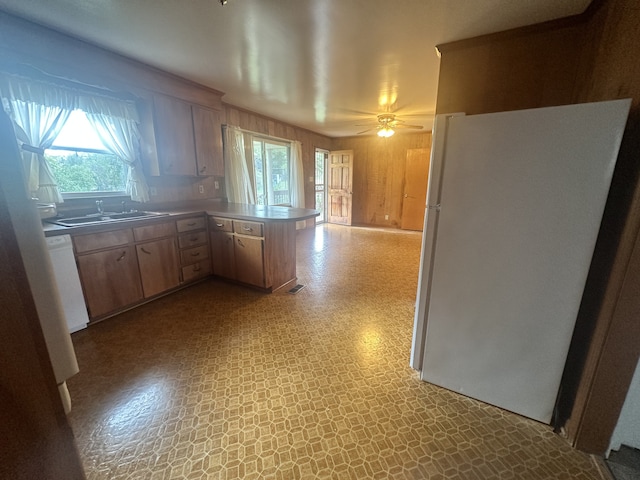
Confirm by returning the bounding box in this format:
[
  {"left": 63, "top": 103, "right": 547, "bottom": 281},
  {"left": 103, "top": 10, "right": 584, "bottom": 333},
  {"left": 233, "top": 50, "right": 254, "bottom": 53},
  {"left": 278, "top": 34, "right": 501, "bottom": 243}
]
[
  {"left": 198, "top": 185, "right": 204, "bottom": 194},
  {"left": 214, "top": 181, "right": 219, "bottom": 189},
  {"left": 385, "top": 214, "right": 389, "bottom": 220},
  {"left": 309, "top": 176, "right": 314, "bottom": 182},
  {"left": 150, "top": 187, "right": 157, "bottom": 196}
]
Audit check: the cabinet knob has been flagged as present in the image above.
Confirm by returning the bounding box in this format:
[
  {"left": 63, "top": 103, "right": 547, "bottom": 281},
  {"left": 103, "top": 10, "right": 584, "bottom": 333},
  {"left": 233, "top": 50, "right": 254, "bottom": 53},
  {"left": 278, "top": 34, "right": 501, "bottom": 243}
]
[
  {"left": 199, "top": 166, "right": 207, "bottom": 173},
  {"left": 116, "top": 251, "right": 127, "bottom": 262}
]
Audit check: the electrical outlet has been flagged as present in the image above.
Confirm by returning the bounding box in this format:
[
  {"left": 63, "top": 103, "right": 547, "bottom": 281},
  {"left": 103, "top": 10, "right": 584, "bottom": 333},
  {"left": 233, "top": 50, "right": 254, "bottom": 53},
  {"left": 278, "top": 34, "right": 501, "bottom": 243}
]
[
  {"left": 198, "top": 185, "right": 204, "bottom": 194},
  {"left": 309, "top": 176, "right": 314, "bottom": 182},
  {"left": 214, "top": 181, "right": 219, "bottom": 189},
  {"left": 150, "top": 187, "right": 157, "bottom": 196}
]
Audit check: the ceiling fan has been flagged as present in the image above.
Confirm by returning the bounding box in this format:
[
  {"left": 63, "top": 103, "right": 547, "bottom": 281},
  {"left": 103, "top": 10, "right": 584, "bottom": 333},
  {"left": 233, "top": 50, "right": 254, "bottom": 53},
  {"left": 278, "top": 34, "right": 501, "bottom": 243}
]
[{"left": 357, "top": 113, "right": 424, "bottom": 138}]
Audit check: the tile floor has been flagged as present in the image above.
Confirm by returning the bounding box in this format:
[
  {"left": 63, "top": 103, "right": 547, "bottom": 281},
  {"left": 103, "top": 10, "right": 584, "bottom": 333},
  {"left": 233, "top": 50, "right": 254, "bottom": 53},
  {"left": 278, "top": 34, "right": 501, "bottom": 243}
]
[{"left": 67, "top": 224, "right": 610, "bottom": 479}]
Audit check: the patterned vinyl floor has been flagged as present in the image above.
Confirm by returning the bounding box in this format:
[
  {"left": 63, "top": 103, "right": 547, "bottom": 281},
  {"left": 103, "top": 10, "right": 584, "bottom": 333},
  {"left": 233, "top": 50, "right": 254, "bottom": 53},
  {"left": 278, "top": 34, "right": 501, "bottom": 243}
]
[{"left": 67, "top": 224, "right": 609, "bottom": 479}]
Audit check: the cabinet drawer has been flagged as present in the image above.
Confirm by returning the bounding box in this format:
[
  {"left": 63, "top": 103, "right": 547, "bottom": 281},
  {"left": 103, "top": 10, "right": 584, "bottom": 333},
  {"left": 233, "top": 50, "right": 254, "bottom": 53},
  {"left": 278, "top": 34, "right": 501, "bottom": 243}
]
[
  {"left": 180, "top": 244, "right": 209, "bottom": 265},
  {"left": 73, "top": 229, "right": 133, "bottom": 253},
  {"left": 209, "top": 216, "right": 233, "bottom": 233},
  {"left": 234, "top": 220, "right": 263, "bottom": 237},
  {"left": 178, "top": 230, "right": 208, "bottom": 249},
  {"left": 182, "top": 260, "right": 212, "bottom": 283},
  {"left": 176, "top": 216, "right": 206, "bottom": 233},
  {"left": 133, "top": 221, "right": 176, "bottom": 242}
]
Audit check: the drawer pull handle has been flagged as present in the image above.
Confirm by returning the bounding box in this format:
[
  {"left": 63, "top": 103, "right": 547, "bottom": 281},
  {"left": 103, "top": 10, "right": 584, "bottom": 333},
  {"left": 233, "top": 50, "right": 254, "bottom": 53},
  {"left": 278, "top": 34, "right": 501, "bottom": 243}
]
[
  {"left": 193, "top": 265, "right": 201, "bottom": 272},
  {"left": 187, "top": 222, "right": 197, "bottom": 227},
  {"left": 189, "top": 236, "right": 198, "bottom": 241},
  {"left": 216, "top": 223, "right": 224, "bottom": 228},
  {"left": 237, "top": 239, "right": 245, "bottom": 248},
  {"left": 191, "top": 252, "right": 201, "bottom": 257},
  {"left": 242, "top": 226, "right": 253, "bottom": 232},
  {"left": 141, "top": 247, "right": 151, "bottom": 255},
  {"left": 116, "top": 251, "right": 127, "bottom": 262}
]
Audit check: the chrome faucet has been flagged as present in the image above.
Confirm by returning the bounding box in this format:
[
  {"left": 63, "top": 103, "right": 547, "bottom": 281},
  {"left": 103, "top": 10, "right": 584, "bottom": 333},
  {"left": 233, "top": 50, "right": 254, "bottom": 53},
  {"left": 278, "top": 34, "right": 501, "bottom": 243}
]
[{"left": 96, "top": 200, "right": 104, "bottom": 214}]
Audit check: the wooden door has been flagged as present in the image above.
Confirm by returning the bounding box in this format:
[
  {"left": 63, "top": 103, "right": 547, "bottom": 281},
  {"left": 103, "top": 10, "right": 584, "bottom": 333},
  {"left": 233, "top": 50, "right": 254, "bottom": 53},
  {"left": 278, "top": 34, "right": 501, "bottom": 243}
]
[
  {"left": 192, "top": 105, "right": 224, "bottom": 177},
  {"left": 234, "top": 235, "right": 266, "bottom": 287},
  {"left": 328, "top": 150, "right": 353, "bottom": 225},
  {"left": 153, "top": 94, "right": 197, "bottom": 176},
  {"left": 77, "top": 246, "right": 143, "bottom": 318},
  {"left": 136, "top": 238, "right": 180, "bottom": 298},
  {"left": 401, "top": 148, "right": 431, "bottom": 231},
  {"left": 210, "top": 232, "right": 236, "bottom": 279}
]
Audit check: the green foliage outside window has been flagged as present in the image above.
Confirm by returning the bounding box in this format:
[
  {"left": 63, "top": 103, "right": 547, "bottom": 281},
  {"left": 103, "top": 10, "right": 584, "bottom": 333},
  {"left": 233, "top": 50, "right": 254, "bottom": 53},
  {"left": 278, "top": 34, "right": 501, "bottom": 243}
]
[{"left": 46, "top": 150, "right": 127, "bottom": 193}]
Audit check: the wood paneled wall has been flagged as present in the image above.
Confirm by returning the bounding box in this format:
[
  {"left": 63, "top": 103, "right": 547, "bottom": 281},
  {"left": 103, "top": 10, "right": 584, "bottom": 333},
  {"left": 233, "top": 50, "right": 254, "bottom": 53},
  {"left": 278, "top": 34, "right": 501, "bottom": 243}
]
[
  {"left": 433, "top": 0, "right": 640, "bottom": 454},
  {"left": 332, "top": 132, "right": 432, "bottom": 228},
  {"left": 560, "top": 0, "right": 640, "bottom": 454}
]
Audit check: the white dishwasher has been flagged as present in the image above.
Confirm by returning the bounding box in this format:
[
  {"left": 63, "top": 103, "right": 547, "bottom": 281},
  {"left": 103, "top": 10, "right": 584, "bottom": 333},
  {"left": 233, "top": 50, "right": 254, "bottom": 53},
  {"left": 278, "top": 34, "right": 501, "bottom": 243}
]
[{"left": 45, "top": 234, "right": 89, "bottom": 333}]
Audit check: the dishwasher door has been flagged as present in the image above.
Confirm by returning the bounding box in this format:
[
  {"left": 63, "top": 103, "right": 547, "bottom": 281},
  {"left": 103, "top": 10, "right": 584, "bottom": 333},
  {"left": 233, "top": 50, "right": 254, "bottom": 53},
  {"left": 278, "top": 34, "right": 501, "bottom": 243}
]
[{"left": 46, "top": 235, "right": 89, "bottom": 333}]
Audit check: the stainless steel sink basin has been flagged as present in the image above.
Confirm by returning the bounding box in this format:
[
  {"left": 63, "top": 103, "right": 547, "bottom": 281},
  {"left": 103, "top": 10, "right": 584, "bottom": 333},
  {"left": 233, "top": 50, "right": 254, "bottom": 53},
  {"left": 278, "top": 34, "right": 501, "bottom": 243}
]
[{"left": 46, "top": 211, "right": 168, "bottom": 227}]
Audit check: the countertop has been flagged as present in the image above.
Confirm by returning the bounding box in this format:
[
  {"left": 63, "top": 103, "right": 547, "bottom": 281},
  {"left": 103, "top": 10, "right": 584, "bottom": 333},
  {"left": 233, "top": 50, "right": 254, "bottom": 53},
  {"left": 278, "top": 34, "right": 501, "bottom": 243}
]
[{"left": 43, "top": 201, "right": 319, "bottom": 237}]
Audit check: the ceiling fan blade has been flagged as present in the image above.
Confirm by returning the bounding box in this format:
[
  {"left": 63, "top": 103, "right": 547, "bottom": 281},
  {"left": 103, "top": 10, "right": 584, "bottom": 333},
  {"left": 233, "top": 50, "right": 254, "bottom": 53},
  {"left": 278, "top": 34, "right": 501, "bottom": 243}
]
[
  {"left": 354, "top": 122, "right": 380, "bottom": 127},
  {"left": 394, "top": 124, "right": 424, "bottom": 129},
  {"left": 357, "top": 127, "right": 376, "bottom": 135}
]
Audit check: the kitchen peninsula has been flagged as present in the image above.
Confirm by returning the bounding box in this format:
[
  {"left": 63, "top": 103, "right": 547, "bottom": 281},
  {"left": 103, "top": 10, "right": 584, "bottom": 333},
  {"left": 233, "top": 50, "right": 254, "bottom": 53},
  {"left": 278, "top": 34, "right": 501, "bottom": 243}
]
[{"left": 43, "top": 202, "right": 319, "bottom": 323}]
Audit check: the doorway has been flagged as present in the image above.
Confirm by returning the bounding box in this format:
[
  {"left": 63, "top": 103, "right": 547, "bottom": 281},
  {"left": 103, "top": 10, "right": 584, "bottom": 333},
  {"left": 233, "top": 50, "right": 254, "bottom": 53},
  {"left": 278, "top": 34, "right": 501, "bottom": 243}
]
[{"left": 315, "top": 149, "right": 328, "bottom": 224}]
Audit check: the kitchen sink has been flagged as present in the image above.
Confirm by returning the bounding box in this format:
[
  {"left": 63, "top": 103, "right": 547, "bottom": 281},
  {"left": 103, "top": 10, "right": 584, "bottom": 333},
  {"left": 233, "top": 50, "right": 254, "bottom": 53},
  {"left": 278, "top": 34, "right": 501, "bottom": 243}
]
[{"left": 46, "top": 211, "right": 169, "bottom": 227}]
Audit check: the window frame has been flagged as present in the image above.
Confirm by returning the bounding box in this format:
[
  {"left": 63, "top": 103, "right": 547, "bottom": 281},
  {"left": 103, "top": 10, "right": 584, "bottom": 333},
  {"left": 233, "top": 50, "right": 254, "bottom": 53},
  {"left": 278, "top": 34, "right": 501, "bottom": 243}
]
[
  {"left": 46, "top": 110, "right": 128, "bottom": 198},
  {"left": 250, "top": 135, "right": 292, "bottom": 206}
]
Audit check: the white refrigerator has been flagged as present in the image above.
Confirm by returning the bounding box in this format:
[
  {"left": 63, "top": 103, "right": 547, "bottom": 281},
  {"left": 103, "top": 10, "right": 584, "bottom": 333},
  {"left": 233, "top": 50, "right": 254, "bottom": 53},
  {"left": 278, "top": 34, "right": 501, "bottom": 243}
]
[{"left": 410, "top": 100, "right": 631, "bottom": 424}]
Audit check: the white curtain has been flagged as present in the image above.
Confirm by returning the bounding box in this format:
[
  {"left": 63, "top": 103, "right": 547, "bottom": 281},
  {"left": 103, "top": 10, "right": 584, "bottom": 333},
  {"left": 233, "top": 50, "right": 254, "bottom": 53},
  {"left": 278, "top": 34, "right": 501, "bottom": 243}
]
[
  {"left": 6, "top": 101, "right": 73, "bottom": 203},
  {"left": 289, "top": 140, "right": 306, "bottom": 229},
  {"left": 1, "top": 74, "right": 78, "bottom": 202},
  {"left": 223, "top": 125, "right": 255, "bottom": 204},
  {"left": 1, "top": 73, "right": 149, "bottom": 203},
  {"left": 83, "top": 97, "right": 149, "bottom": 202}
]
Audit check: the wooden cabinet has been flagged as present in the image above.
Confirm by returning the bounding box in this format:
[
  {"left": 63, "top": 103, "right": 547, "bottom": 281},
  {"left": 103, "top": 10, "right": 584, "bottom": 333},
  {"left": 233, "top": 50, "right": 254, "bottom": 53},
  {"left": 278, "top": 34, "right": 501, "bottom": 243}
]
[
  {"left": 176, "top": 215, "right": 211, "bottom": 283},
  {"left": 73, "top": 219, "right": 183, "bottom": 321},
  {"left": 153, "top": 94, "right": 197, "bottom": 176},
  {"left": 192, "top": 105, "right": 224, "bottom": 177},
  {"left": 234, "top": 234, "right": 266, "bottom": 287},
  {"left": 153, "top": 94, "right": 223, "bottom": 177},
  {"left": 74, "top": 229, "right": 143, "bottom": 319},
  {"left": 134, "top": 222, "right": 180, "bottom": 298},
  {"left": 209, "top": 215, "right": 296, "bottom": 290},
  {"left": 210, "top": 230, "right": 236, "bottom": 279}
]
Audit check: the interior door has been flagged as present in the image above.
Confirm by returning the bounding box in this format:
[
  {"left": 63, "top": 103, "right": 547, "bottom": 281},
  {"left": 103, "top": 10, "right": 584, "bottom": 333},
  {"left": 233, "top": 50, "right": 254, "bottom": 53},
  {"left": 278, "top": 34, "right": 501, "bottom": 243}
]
[
  {"left": 328, "top": 150, "right": 353, "bottom": 225},
  {"left": 401, "top": 148, "right": 430, "bottom": 231}
]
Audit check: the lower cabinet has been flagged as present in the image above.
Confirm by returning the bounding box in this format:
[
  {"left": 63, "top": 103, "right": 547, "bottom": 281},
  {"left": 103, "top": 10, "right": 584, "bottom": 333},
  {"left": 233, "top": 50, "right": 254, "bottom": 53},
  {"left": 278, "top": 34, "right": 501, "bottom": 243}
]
[
  {"left": 209, "top": 216, "right": 269, "bottom": 289},
  {"left": 76, "top": 245, "right": 143, "bottom": 318},
  {"left": 136, "top": 238, "right": 180, "bottom": 298},
  {"left": 176, "top": 215, "right": 211, "bottom": 283},
  {"left": 72, "top": 216, "right": 208, "bottom": 322},
  {"left": 234, "top": 235, "right": 265, "bottom": 287}
]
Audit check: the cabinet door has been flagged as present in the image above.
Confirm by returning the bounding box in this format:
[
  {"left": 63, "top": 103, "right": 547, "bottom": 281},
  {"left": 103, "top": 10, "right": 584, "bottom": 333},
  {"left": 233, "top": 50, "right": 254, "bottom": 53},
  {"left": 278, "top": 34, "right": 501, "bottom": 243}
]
[
  {"left": 136, "top": 238, "right": 180, "bottom": 298},
  {"left": 210, "top": 232, "right": 236, "bottom": 279},
  {"left": 77, "top": 246, "right": 143, "bottom": 318},
  {"left": 234, "top": 235, "right": 265, "bottom": 287},
  {"left": 153, "top": 94, "right": 197, "bottom": 176},
  {"left": 192, "top": 105, "right": 223, "bottom": 177}
]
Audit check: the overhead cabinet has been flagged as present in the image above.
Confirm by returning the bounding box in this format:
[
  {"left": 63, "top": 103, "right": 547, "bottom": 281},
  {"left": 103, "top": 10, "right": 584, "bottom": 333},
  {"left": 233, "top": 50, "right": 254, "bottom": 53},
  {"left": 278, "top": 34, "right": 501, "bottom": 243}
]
[{"left": 152, "top": 94, "right": 223, "bottom": 177}]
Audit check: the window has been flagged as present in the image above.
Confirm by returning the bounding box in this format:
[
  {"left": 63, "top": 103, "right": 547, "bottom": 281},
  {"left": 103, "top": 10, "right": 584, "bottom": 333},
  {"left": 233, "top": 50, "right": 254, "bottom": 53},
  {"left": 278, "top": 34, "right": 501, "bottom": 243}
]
[
  {"left": 45, "top": 110, "right": 127, "bottom": 195},
  {"left": 251, "top": 138, "right": 290, "bottom": 206}
]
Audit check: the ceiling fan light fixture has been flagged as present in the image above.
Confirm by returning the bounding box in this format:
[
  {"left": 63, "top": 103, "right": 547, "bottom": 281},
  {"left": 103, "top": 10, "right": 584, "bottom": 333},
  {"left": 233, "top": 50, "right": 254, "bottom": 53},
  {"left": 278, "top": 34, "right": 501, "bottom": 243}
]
[{"left": 378, "top": 127, "right": 395, "bottom": 138}]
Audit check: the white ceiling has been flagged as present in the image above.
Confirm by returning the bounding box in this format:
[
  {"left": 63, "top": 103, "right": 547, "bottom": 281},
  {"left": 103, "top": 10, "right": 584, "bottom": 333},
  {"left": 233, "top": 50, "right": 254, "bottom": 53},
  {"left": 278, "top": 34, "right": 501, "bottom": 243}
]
[{"left": 0, "top": 0, "right": 591, "bottom": 137}]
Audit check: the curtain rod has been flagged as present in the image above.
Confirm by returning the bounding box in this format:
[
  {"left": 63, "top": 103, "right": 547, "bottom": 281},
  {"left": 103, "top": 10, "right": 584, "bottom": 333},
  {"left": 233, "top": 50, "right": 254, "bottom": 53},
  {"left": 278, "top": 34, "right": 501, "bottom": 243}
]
[{"left": 223, "top": 124, "right": 300, "bottom": 145}]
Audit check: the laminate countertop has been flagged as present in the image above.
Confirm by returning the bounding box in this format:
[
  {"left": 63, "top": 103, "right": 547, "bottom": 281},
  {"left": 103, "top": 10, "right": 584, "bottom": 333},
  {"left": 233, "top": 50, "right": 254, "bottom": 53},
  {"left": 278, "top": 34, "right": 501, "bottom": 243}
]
[{"left": 42, "top": 201, "right": 319, "bottom": 237}]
